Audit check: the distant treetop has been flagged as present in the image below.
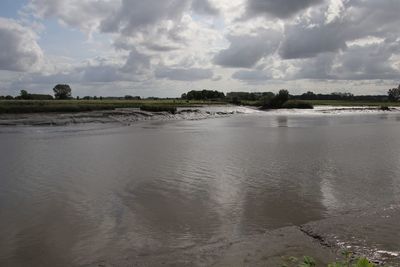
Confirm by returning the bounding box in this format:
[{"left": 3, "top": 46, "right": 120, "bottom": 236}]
[
  {"left": 181, "top": 90, "right": 225, "bottom": 100},
  {"left": 53, "top": 84, "right": 72, "bottom": 100}
]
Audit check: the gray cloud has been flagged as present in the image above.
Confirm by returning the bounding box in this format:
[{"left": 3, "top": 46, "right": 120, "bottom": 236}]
[
  {"left": 0, "top": 18, "right": 43, "bottom": 72},
  {"left": 143, "top": 43, "right": 181, "bottom": 52},
  {"left": 155, "top": 67, "right": 213, "bottom": 81},
  {"left": 29, "top": 0, "right": 115, "bottom": 33},
  {"left": 279, "top": 23, "right": 347, "bottom": 59},
  {"left": 291, "top": 53, "right": 336, "bottom": 80},
  {"left": 279, "top": 0, "right": 400, "bottom": 60},
  {"left": 121, "top": 49, "right": 151, "bottom": 73},
  {"left": 245, "top": 0, "right": 323, "bottom": 19},
  {"left": 232, "top": 70, "right": 272, "bottom": 82},
  {"left": 332, "top": 42, "right": 400, "bottom": 80},
  {"left": 290, "top": 40, "right": 400, "bottom": 81},
  {"left": 214, "top": 30, "right": 281, "bottom": 68},
  {"left": 100, "top": 0, "right": 188, "bottom": 34},
  {"left": 98, "top": 0, "right": 218, "bottom": 35}
]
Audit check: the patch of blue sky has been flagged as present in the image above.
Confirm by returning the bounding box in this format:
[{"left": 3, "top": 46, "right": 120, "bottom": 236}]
[
  {"left": 0, "top": 0, "right": 26, "bottom": 18},
  {"left": 38, "top": 19, "right": 108, "bottom": 61}
]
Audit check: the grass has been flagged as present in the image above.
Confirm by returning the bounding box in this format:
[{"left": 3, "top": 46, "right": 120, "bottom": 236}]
[
  {"left": 0, "top": 99, "right": 225, "bottom": 114},
  {"left": 282, "top": 253, "right": 378, "bottom": 267},
  {"left": 238, "top": 99, "right": 400, "bottom": 107},
  {"left": 307, "top": 100, "right": 400, "bottom": 107},
  {"left": 1, "top": 99, "right": 398, "bottom": 114}
]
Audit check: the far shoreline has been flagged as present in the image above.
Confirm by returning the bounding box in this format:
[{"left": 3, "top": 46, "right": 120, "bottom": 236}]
[{"left": 0, "top": 104, "right": 399, "bottom": 127}]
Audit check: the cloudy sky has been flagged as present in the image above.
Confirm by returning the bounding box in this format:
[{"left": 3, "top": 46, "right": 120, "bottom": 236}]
[{"left": 0, "top": 0, "right": 399, "bottom": 97}]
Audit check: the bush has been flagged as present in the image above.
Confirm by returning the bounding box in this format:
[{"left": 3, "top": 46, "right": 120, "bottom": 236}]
[
  {"left": 282, "top": 100, "right": 314, "bottom": 109},
  {"left": 260, "top": 90, "right": 290, "bottom": 109},
  {"left": 380, "top": 105, "right": 390, "bottom": 111},
  {"left": 140, "top": 105, "right": 177, "bottom": 114}
]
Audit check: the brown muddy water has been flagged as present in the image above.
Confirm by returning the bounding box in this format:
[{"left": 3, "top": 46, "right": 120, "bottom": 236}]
[{"left": 1, "top": 108, "right": 400, "bottom": 266}]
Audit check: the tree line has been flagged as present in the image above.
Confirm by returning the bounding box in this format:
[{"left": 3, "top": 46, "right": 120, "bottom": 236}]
[
  {"left": 1, "top": 84, "right": 400, "bottom": 102},
  {"left": 179, "top": 85, "right": 400, "bottom": 103}
]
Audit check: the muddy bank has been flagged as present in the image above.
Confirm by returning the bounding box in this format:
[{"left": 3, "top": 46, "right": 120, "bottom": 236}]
[
  {"left": 1, "top": 105, "right": 399, "bottom": 126},
  {"left": 0, "top": 107, "right": 248, "bottom": 126},
  {"left": 302, "top": 205, "right": 400, "bottom": 266},
  {"left": 88, "top": 205, "right": 400, "bottom": 267},
  {"left": 92, "top": 226, "right": 338, "bottom": 267}
]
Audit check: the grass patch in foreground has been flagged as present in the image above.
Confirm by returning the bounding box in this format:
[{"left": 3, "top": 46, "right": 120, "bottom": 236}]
[{"left": 282, "top": 251, "right": 381, "bottom": 267}]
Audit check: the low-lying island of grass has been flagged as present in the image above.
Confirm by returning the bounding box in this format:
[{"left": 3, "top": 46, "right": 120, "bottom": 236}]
[{"left": 0, "top": 99, "right": 225, "bottom": 114}]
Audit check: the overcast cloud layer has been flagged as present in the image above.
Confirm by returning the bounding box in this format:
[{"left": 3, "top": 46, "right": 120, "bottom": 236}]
[{"left": 0, "top": 0, "right": 399, "bottom": 96}]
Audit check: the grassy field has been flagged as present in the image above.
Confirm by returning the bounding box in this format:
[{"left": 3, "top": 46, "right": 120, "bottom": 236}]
[
  {"left": 307, "top": 100, "right": 400, "bottom": 107},
  {"left": 0, "top": 99, "right": 225, "bottom": 114},
  {"left": 1, "top": 99, "right": 399, "bottom": 114},
  {"left": 240, "top": 99, "right": 400, "bottom": 107}
]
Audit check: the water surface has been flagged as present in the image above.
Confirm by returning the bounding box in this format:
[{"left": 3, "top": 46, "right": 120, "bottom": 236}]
[{"left": 1, "top": 110, "right": 400, "bottom": 265}]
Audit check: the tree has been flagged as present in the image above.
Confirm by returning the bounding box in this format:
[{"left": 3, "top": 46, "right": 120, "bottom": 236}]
[
  {"left": 20, "top": 90, "right": 29, "bottom": 100},
  {"left": 388, "top": 85, "right": 400, "bottom": 101},
  {"left": 53, "top": 84, "right": 72, "bottom": 99},
  {"left": 300, "top": 91, "right": 316, "bottom": 100},
  {"left": 260, "top": 89, "right": 290, "bottom": 109},
  {"left": 270, "top": 89, "right": 289, "bottom": 108}
]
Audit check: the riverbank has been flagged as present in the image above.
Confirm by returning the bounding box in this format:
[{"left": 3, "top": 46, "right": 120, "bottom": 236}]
[
  {"left": 1, "top": 105, "right": 399, "bottom": 126},
  {"left": 0, "top": 106, "right": 253, "bottom": 126},
  {"left": 91, "top": 205, "right": 400, "bottom": 266}
]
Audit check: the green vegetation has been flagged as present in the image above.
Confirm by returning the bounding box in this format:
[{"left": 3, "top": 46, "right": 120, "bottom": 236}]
[
  {"left": 282, "top": 252, "right": 378, "bottom": 267},
  {"left": 181, "top": 90, "right": 225, "bottom": 100},
  {"left": 282, "top": 100, "right": 314, "bottom": 109},
  {"left": 258, "top": 90, "right": 314, "bottom": 110},
  {"left": 388, "top": 85, "right": 400, "bottom": 101},
  {"left": 140, "top": 105, "right": 177, "bottom": 114},
  {"left": 380, "top": 105, "right": 390, "bottom": 111},
  {"left": 260, "top": 89, "right": 290, "bottom": 109},
  {"left": 1, "top": 83, "right": 399, "bottom": 114},
  {"left": 53, "top": 84, "right": 72, "bottom": 100},
  {"left": 16, "top": 90, "right": 54, "bottom": 100},
  {"left": 306, "top": 100, "right": 400, "bottom": 107},
  {"left": 0, "top": 99, "right": 221, "bottom": 114}
]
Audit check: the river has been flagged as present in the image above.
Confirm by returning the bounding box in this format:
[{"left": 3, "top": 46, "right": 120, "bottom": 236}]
[{"left": 1, "top": 107, "right": 400, "bottom": 266}]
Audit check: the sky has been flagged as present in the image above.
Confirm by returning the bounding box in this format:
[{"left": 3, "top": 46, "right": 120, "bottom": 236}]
[{"left": 0, "top": 0, "right": 399, "bottom": 97}]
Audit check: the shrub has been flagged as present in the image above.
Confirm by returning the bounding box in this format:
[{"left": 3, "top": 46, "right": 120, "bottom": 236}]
[
  {"left": 282, "top": 100, "right": 314, "bottom": 109},
  {"left": 260, "top": 90, "right": 290, "bottom": 109},
  {"left": 140, "top": 105, "right": 177, "bottom": 114},
  {"left": 380, "top": 105, "right": 390, "bottom": 111}
]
